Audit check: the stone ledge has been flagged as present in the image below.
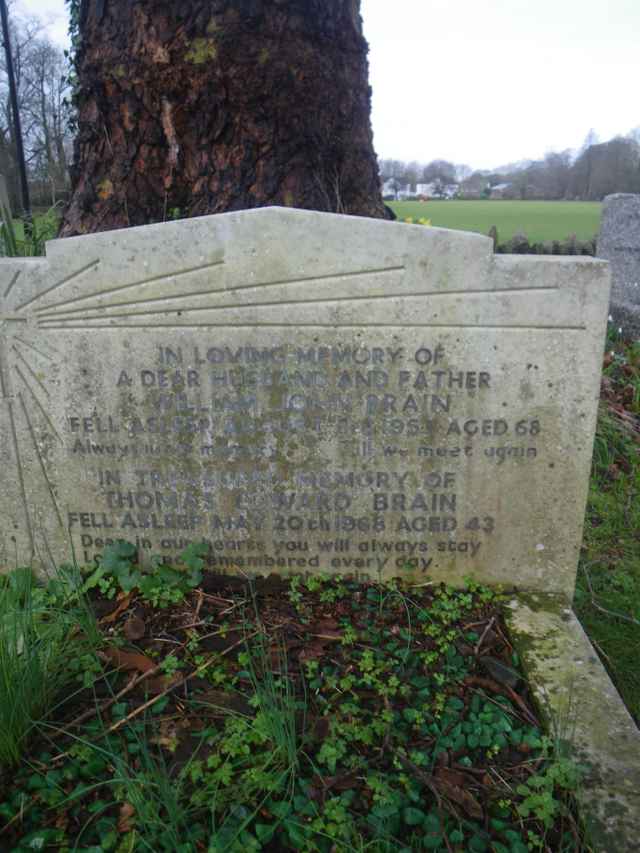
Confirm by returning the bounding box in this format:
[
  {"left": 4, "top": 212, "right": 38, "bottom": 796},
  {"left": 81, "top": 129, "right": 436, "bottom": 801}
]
[{"left": 505, "top": 595, "right": 640, "bottom": 852}]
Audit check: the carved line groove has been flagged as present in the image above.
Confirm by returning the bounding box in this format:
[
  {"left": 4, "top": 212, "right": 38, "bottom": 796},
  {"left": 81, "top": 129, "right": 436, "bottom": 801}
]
[
  {"left": 35, "top": 322, "right": 588, "bottom": 331},
  {"left": 0, "top": 349, "right": 7, "bottom": 398},
  {"left": 12, "top": 345, "right": 50, "bottom": 397},
  {"left": 39, "top": 285, "right": 236, "bottom": 319},
  {"left": 7, "top": 399, "right": 35, "bottom": 559},
  {"left": 14, "top": 364, "right": 62, "bottom": 442},
  {"left": 215, "top": 265, "right": 405, "bottom": 293},
  {"left": 14, "top": 335, "right": 59, "bottom": 361},
  {"left": 38, "top": 528, "right": 57, "bottom": 571},
  {"left": 36, "top": 265, "right": 404, "bottom": 319},
  {"left": 18, "top": 392, "right": 64, "bottom": 529},
  {"left": 36, "top": 285, "right": 561, "bottom": 324},
  {"left": 15, "top": 259, "right": 100, "bottom": 311},
  {"left": 35, "top": 259, "right": 224, "bottom": 316},
  {"left": 4, "top": 269, "right": 21, "bottom": 298}
]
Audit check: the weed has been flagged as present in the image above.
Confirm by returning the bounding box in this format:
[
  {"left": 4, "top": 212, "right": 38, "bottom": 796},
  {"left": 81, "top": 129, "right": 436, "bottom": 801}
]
[
  {"left": 240, "top": 609, "right": 305, "bottom": 788},
  {"left": 575, "top": 334, "right": 640, "bottom": 720},
  {"left": 0, "top": 567, "right": 101, "bottom": 769},
  {"left": 84, "top": 540, "right": 206, "bottom": 607},
  {"left": 0, "top": 206, "right": 59, "bottom": 257}
]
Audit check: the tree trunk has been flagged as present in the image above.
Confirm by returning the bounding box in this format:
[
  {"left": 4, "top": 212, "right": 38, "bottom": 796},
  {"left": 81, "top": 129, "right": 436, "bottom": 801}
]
[{"left": 60, "top": 0, "right": 385, "bottom": 236}]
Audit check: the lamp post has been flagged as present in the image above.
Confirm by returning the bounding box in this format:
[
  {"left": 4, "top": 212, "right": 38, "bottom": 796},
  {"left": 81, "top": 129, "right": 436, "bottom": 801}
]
[{"left": 0, "top": 0, "right": 32, "bottom": 231}]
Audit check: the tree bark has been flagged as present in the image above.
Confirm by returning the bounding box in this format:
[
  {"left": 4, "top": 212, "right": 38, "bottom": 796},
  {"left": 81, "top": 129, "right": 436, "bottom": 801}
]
[{"left": 60, "top": 0, "right": 385, "bottom": 236}]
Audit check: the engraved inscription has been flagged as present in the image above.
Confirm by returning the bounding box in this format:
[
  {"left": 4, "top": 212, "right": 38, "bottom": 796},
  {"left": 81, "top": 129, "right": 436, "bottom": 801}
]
[{"left": 63, "top": 341, "right": 543, "bottom": 574}]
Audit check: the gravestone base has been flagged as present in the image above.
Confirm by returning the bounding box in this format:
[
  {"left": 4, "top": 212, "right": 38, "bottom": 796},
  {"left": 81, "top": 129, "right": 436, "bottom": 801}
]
[{"left": 507, "top": 595, "right": 640, "bottom": 851}]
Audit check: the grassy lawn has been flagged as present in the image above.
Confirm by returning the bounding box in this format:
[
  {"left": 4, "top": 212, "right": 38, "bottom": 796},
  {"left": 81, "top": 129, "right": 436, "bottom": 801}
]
[{"left": 389, "top": 200, "right": 601, "bottom": 243}]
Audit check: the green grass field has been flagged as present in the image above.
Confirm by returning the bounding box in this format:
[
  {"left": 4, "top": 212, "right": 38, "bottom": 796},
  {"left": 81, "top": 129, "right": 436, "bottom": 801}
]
[{"left": 389, "top": 200, "right": 601, "bottom": 243}]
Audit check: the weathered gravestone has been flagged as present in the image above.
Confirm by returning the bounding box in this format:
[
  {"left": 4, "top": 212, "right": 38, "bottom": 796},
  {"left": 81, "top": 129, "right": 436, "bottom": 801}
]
[
  {"left": 598, "top": 192, "right": 640, "bottom": 338},
  {"left": 0, "top": 208, "right": 610, "bottom": 592},
  {"left": 3, "top": 209, "right": 640, "bottom": 846}
]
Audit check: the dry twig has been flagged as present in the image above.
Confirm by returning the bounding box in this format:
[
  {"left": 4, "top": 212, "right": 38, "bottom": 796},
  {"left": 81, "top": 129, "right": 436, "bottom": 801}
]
[
  {"left": 49, "top": 630, "right": 260, "bottom": 764},
  {"left": 474, "top": 617, "right": 496, "bottom": 656}
]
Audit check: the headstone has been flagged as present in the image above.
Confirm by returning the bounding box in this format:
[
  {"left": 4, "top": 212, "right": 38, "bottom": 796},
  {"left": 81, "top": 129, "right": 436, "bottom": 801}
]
[
  {"left": 0, "top": 208, "right": 610, "bottom": 596},
  {"left": 598, "top": 193, "right": 640, "bottom": 337}
]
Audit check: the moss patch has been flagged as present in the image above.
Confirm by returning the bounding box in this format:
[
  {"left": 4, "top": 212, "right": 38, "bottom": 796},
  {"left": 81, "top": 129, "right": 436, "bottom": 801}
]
[{"left": 184, "top": 37, "right": 217, "bottom": 65}]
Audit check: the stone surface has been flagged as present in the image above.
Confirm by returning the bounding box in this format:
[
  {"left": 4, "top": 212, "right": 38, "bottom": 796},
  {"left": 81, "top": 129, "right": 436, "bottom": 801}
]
[
  {"left": 507, "top": 595, "right": 640, "bottom": 852},
  {"left": 598, "top": 193, "right": 640, "bottom": 338},
  {"left": 0, "top": 208, "right": 610, "bottom": 595}
]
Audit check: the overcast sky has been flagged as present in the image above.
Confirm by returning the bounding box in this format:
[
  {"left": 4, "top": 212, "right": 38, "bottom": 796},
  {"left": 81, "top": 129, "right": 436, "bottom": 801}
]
[{"left": 18, "top": 0, "right": 640, "bottom": 170}]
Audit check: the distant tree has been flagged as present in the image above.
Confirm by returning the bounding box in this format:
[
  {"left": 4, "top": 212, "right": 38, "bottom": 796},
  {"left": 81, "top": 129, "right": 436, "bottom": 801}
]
[
  {"left": 540, "top": 151, "right": 572, "bottom": 199},
  {"left": 380, "top": 128, "right": 640, "bottom": 203},
  {"left": 567, "top": 135, "right": 640, "bottom": 200},
  {"left": 459, "top": 170, "right": 488, "bottom": 198},
  {"left": 0, "top": 11, "right": 71, "bottom": 206},
  {"left": 377, "top": 158, "right": 393, "bottom": 180},
  {"left": 588, "top": 137, "right": 640, "bottom": 198},
  {"left": 422, "top": 159, "right": 456, "bottom": 186},
  {"left": 23, "top": 39, "right": 71, "bottom": 201},
  {"left": 389, "top": 159, "right": 407, "bottom": 181},
  {"left": 573, "top": 129, "right": 599, "bottom": 198},
  {"left": 513, "top": 167, "right": 533, "bottom": 199},
  {"left": 404, "top": 160, "right": 421, "bottom": 188},
  {"left": 61, "top": 0, "right": 385, "bottom": 236}
]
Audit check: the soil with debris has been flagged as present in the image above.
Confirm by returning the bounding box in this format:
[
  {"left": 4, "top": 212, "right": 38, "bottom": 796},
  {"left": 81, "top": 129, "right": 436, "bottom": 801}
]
[{"left": 0, "top": 572, "right": 589, "bottom": 852}]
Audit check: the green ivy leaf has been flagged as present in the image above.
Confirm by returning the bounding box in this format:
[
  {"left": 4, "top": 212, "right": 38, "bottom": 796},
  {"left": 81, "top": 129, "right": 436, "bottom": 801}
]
[
  {"left": 403, "top": 806, "right": 425, "bottom": 826},
  {"left": 255, "top": 823, "right": 275, "bottom": 842},
  {"left": 469, "top": 834, "right": 489, "bottom": 852}
]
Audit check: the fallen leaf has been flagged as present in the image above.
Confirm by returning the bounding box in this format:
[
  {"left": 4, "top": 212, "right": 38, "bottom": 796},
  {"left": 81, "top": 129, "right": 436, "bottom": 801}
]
[
  {"left": 118, "top": 802, "right": 136, "bottom": 833},
  {"left": 100, "top": 591, "right": 134, "bottom": 624},
  {"left": 54, "top": 812, "right": 68, "bottom": 831},
  {"left": 102, "top": 646, "right": 155, "bottom": 674},
  {"left": 313, "top": 618, "right": 340, "bottom": 632},
  {"left": 435, "top": 778, "right": 483, "bottom": 819},
  {"left": 193, "top": 688, "right": 252, "bottom": 716},
  {"left": 313, "top": 717, "right": 330, "bottom": 742},
  {"left": 123, "top": 615, "right": 146, "bottom": 641},
  {"left": 435, "top": 767, "right": 467, "bottom": 788},
  {"left": 322, "top": 770, "right": 362, "bottom": 792},
  {"left": 145, "top": 675, "right": 175, "bottom": 694},
  {"left": 479, "top": 655, "right": 521, "bottom": 688},
  {"left": 299, "top": 641, "right": 330, "bottom": 662}
]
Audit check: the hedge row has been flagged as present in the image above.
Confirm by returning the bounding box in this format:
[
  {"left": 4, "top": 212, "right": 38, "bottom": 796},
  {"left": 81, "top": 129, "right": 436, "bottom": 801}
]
[
  {"left": 489, "top": 226, "right": 596, "bottom": 256},
  {"left": 401, "top": 218, "right": 597, "bottom": 256}
]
